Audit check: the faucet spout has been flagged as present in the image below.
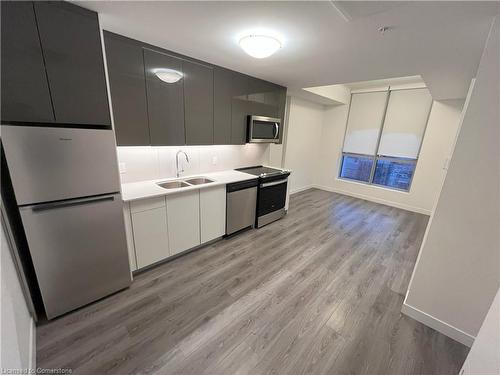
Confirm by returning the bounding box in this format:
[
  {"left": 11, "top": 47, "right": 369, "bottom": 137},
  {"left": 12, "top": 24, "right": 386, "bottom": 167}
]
[{"left": 176, "top": 150, "right": 189, "bottom": 178}]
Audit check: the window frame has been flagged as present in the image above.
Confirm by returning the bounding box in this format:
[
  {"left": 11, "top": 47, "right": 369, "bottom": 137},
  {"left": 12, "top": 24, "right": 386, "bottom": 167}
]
[{"left": 338, "top": 87, "right": 433, "bottom": 192}]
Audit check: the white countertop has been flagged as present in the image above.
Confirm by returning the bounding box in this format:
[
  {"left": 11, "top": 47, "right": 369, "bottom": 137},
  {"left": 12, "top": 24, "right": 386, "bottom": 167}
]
[{"left": 121, "top": 170, "right": 259, "bottom": 202}]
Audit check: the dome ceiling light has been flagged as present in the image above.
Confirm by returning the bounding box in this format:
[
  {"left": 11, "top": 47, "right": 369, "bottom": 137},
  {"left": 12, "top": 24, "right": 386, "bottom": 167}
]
[
  {"left": 154, "top": 68, "right": 183, "bottom": 83},
  {"left": 239, "top": 34, "right": 282, "bottom": 59}
]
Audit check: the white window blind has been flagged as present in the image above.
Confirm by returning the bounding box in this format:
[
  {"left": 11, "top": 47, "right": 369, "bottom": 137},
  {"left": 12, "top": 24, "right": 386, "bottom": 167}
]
[
  {"left": 377, "top": 88, "right": 433, "bottom": 159},
  {"left": 342, "top": 91, "right": 388, "bottom": 155}
]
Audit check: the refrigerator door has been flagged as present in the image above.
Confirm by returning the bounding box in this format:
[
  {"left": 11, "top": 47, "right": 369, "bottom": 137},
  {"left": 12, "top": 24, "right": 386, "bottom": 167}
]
[
  {"left": 1, "top": 125, "right": 121, "bottom": 205},
  {"left": 19, "top": 193, "right": 131, "bottom": 319}
]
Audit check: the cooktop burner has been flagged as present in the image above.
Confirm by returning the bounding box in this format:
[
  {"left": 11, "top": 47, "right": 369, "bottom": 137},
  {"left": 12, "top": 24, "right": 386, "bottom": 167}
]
[{"left": 236, "top": 166, "right": 289, "bottom": 178}]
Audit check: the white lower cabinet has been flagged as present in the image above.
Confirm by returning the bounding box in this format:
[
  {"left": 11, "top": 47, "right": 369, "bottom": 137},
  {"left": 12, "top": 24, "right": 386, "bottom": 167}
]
[
  {"left": 166, "top": 190, "right": 201, "bottom": 255},
  {"left": 127, "top": 185, "right": 228, "bottom": 270},
  {"left": 200, "top": 186, "right": 226, "bottom": 243},
  {"left": 130, "top": 197, "right": 169, "bottom": 269}
]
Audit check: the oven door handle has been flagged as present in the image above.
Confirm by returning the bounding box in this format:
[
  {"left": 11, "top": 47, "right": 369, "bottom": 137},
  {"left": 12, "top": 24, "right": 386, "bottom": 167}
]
[{"left": 261, "top": 179, "right": 287, "bottom": 188}]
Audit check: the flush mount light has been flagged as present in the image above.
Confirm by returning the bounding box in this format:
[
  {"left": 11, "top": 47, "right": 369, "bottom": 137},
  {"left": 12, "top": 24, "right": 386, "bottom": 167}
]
[
  {"left": 154, "top": 69, "right": 183, "bottom": 83},
  {"left": 239, "top": 34, "right": 281, "bottom": 59}
]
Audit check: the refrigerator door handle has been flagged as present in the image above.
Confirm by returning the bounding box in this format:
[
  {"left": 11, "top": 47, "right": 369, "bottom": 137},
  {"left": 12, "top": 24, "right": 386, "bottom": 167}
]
[{"left": 31, "top": 194, "right": 116, "bottom": 212}]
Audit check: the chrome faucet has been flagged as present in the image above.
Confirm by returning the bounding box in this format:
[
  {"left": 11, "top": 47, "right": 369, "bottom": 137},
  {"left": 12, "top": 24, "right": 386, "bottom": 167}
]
[{"left": 176, "top": 150, "right": 189, "bottom": 178}]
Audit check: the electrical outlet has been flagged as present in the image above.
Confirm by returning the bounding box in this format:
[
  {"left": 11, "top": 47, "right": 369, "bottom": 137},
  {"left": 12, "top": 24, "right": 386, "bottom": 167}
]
[{"left": 119, "top": 162, "right": 127, "bottom": 173}]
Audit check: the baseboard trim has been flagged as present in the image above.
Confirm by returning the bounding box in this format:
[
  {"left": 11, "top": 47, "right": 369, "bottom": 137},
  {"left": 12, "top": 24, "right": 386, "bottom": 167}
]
[
  {"left": 290, "top": 185, "right": 316, "bottom": 195},
  {"left": 29, "top": 317, "right": 36, "bottom": 369},
  {"left": 401, "top": 302, "right": 475, "bottom": 347},
  {"left": 311, "top": 185, "right": 432, "bottom": 215}
]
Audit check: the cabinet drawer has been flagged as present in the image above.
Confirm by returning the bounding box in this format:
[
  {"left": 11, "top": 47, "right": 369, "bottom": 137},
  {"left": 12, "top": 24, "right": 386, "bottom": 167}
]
[{"left": 130, "top": 196, "right": 166, "bottom": 213}]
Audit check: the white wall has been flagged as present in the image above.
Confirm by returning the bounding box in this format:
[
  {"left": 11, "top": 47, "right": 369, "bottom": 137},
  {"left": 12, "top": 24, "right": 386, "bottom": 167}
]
[
  {"left": 285, "top": 92, "right": 463, "bottom": 214},
  {"left": 318, "top": 99, "right": 463, "bottom": 214},
  {"left": 282, "top": 96, "right": 324, "bottom": 193},
  {"left": 460, "top": 286, "right": 500, "bottom": 375},
  {"left": 117, "top": 144, "right": 270, "bottom": 183},
  {"left": 0, "top": 218, "right": 35, "bottom": 370},
  {"left": 403, "top": 18, "right": 499, "bottom": 346}
]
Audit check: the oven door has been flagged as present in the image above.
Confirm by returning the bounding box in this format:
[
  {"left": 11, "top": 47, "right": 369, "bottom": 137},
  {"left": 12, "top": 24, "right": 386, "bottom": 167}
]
[
  {"left": 257, "top": 178, "right": 288, "bottom": 227},
  {"left": 248, "top": 116, "right": 280, "bottom": 143}
]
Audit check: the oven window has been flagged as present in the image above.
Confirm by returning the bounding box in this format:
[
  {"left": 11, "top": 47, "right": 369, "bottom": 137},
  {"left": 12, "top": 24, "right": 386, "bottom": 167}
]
[
  {"left": 258, "top": 180, "right": 287, "bottom": 216},
  {"left": 252, "top": 120, "right": 278, "bottom": 139}
]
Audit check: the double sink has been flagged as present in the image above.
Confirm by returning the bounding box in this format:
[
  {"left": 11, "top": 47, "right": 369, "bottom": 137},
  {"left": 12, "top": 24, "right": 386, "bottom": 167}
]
[{"left": 157, "top": 177, "right": 214, "bottom": 190}]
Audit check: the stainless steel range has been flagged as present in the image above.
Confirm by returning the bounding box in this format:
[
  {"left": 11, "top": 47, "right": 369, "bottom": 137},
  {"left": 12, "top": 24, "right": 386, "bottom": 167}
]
[{"left": 236, "top": 166, "right": 291, "bottom": 228}]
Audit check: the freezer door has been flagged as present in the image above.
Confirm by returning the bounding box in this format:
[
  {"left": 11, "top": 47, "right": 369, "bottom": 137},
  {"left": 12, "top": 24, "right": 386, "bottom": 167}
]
[
  {"left": 1, "top": 125, "right": 121, "bottom": 205},
  {"left": 19, "top": 193, "right": 131, "bottom": 319}
]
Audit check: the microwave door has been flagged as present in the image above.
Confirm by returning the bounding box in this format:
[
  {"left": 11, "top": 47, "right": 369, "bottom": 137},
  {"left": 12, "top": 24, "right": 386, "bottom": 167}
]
[{"left": 249, "top": 116, "right": 280, "bottom": 143}]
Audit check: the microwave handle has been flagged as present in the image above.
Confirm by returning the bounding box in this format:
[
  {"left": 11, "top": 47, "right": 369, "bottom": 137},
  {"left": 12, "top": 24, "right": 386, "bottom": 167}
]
[{"left": 274, "top": 122, "right": 280, "bottom": 139}]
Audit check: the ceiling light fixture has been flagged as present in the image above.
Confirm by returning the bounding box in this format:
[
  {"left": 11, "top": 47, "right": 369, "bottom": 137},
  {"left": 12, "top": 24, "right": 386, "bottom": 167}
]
[
  {"left": 154, "top": 69, "right": 183, "bottom": 83},
  {"left": 239, "top": 34, "right": 281, "bottom": 59}
]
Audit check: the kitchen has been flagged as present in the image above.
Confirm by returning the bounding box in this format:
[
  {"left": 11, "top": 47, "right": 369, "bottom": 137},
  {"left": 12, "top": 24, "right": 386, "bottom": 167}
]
[{"left": 1, "top": 1, "right": 499, "bottom": 375}]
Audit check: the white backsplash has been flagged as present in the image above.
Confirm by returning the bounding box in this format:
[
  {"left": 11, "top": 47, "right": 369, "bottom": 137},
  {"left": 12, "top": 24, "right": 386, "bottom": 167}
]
[{"left": 117, "top": 144, "right": 271, "bottom": 183}]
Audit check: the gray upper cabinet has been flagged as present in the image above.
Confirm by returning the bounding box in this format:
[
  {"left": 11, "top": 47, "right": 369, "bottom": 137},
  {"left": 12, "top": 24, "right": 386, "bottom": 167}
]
[
  {"left": 102, "top": 32, "right": 287, "bottom": 146},
  {"left": 104, "top": 32, "right": 150, "bottom": 146},
  {"left": 143, "top": 48, "right": 185, "bottom": 146},
  {"left": 231, "top": 72, "right": 249, "bottom": 145},
  {"left": 34, "top": 2, "right": 110, "bottom": 126},
  {"left": 1, "top": 2, "right": 54, "bottom": 123},
  {"left": 247, "top": 77, "right": 286, "bottom": 119},
  {"left": 213, "top": 67, "right": 232, "bottom": 145},
  {"left": 184, "top": 61, "right": 214, "bottom": 145}
]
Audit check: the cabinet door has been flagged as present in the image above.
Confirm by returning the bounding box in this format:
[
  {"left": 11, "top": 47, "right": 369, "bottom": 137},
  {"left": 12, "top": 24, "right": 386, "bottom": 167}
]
[
  {"left": 1, "top": 2, "right": 54, "bottom": 123},
  {"left": 166, "top": 191, "right": 200, "bottom": 255},
  {"left": 200, "top": 186, "right": 226, "bottom": 243},
  {"left": 34, "top": 2, "right": 110, "bottom": 126},
  {"left": 247, "top": 78, "right": 281, "bottom": 118},
  {"left": 213, "top": 67, "right": 232, "bottom": 144},
  {"left": 231, "top": 72, "right": 249, "bottom": 145},
  {"left": 132, "top": 207, "right": 169, "bottom": 269},
  {"left": 104, "top": 32, "right": 150, "bottom": 146},
  {"left": 184, "top": 60, "right": 214, "bottom": 145},
  {"left": 143, "top": 48, "right": 185, "bottom": 146}
]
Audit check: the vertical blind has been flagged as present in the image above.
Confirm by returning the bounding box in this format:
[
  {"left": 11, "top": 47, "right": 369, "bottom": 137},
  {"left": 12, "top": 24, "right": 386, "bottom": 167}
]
[
  {"left": 377, "top": 88, "right": 433, "bottom": 159},
  {"left": 342, "top": 91, "right": 388, "bottom": 155}
]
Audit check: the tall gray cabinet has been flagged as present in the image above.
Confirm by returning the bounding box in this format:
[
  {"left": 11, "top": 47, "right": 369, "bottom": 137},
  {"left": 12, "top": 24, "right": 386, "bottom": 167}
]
[
  {"left": 1, "top": 1, "right": 111, "bottom": 127},
  {"left": 143, "top": 49, "right": 186, "bottom": 146},
  {"left": 1, "top": 2, "right": 54, "bottom": 123},
  {"left": 184, "top": 61, "right": 214, "bottom": 145},
  {"left": 104, "top": 33, "right": 150, "bottom": 145}
]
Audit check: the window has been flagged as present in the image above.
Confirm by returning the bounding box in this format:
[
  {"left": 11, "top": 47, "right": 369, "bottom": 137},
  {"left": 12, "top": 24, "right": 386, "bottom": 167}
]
[
  {"left": 373, "top": 157, "right": 416, "bottom": 190},
  {"left": 340, "top": 154, "right": 374, "bottom": 182},
  {"left": 339, "top": 88, "right": 432, "bottom": 191}
]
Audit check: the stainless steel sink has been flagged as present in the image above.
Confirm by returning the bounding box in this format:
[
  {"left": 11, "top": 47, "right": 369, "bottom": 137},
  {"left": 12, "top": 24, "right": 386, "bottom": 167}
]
[
  {"left": 157, "top": 181, "right": 190, "bottom": 189},
  {"left": 184, "top": 177, "right": 214, "bottom": 185}
]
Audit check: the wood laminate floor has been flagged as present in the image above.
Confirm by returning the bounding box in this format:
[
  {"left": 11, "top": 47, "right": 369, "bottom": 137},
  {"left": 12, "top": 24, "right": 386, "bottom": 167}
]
[{"left": 37, "top": 189, "right": 468, "bottom": 375}]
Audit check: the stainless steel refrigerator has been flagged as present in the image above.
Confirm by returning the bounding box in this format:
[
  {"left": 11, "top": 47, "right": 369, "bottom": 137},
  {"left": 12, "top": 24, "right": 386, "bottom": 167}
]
[{"left": 1, "top": 125, "right": 132, "bottom": 319}]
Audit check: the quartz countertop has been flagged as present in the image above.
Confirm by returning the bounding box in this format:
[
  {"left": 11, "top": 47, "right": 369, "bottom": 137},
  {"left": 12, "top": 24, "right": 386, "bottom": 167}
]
[{"left": 121, "top": 169, "right": 259, "bottom": 202}]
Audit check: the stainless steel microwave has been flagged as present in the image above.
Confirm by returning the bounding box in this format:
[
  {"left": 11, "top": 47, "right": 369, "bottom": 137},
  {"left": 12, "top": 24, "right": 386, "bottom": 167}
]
[{"left": 247, "top": 115, "right": 281, "bottom": 143}]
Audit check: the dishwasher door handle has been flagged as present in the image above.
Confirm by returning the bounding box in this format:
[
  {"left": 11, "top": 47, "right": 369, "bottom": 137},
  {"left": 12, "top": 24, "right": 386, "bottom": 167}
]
[{"left": 260, "top": 179, "right": 288, "bottom": 188}]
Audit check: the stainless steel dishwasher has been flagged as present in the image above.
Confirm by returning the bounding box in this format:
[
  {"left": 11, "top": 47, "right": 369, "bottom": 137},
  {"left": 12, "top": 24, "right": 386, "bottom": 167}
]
[{"left": 226, "top": 179, "right": 258, "bottom": 235}]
